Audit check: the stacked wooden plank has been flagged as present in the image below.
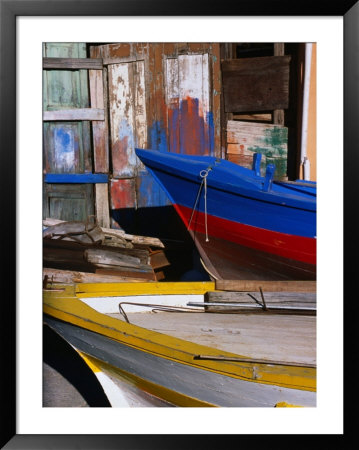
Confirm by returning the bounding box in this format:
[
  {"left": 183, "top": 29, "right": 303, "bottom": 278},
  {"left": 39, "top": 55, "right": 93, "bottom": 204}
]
[
  {"left": 226, "top": 120, "right": 288, "bottom": 180},
  {"left": 200, "top": 280, "right": 316, "bottom": 315},
  {"left": 43, "top": 218, "right": 170, "bottom": 284}
]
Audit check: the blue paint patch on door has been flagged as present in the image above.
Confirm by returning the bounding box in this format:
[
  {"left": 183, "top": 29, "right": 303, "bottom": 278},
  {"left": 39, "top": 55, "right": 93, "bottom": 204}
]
[
  {"left": 206, "top": 111, "right": 215, "bottom": 156},
  {"left": 54, "top": 126, "right": 77, "bottom": 173},
  {"left": 136, "top": 171, "right": 171, "bottom": 208},
  {"left": 149, "top": 121, "right": 168, "bottom": 152},
  {"left": 139, "top": 120, "right": 171, "bottom": 208}
]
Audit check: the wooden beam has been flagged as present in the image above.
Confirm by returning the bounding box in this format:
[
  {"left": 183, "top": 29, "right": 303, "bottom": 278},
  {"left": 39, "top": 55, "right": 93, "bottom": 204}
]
[
  {"left": 232, "top": 113, "right": 272, "bottom": 122},
  {"left": 43, "top": 108, "right": 105, "bottom": 121},
  {"left": 203, "top": 290, "right": 316, "bottom": 314},
  {"left": 89, "top": 68, "right": 109, "bottom": 172},
  {"left": 44, "top": 173, "right": 108, "bottom": 184},
  {"left": 84, "top": 248, "right": 143, "bottom": 269},
  {"left": 43, "top": 57, "right": 103, "bottom": 70},
  {"left": 43, "top": 218, "right": 165, "bottom": 248},
  {"left": 103, "top": 56, "right": 143, "bottom": 65},
  {"left": 215, "top": 280, "right": 316, "bottom": 292},
  {"left": 95, "top": 268, "right": 156, "bottom": 281},
  {"left": 273, "top": 43, "right": 286, "bottom": 125},
  {"left": 43, "top": 268, "right": 146, "bottom": 284},
  {"left": 95, "top": 183, "right": 110, "bottom": 228},
  {"left": 149, "top": 250, "right": 171, "bottom": 270}
]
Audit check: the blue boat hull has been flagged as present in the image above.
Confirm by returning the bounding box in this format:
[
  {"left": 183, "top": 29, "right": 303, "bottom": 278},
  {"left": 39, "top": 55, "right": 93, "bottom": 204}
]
[{"left": 135, "top": 149, "right": 316, "bottom": 280}]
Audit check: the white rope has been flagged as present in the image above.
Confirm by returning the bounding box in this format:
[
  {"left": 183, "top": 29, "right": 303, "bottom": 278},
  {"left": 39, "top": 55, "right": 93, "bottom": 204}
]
[
  {"left": 202, "top": 171, "right": 209, "bottom": 242},
  {"left": 187, "top": 168, "right": 211, "bottom": 242}
]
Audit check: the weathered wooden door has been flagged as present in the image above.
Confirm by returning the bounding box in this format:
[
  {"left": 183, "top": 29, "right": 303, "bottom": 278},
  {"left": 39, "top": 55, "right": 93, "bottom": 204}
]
[
  {"left": 43, "top": 43, "right": 94, "bottom": 221},
  {"left": 90, "top": 43, "right": 221, "bottom": 235}
]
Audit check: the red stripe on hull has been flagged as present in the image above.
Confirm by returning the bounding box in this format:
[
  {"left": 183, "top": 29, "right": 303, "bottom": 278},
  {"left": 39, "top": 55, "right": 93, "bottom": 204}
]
[{"left": 174, "top": 204, "right": 316, "bottom": 266}]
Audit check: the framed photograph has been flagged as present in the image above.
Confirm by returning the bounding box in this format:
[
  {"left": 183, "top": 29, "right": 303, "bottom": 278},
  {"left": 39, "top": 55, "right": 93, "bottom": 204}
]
[{"left": 1, "top": 1, "right": 356, "bottom": 448}]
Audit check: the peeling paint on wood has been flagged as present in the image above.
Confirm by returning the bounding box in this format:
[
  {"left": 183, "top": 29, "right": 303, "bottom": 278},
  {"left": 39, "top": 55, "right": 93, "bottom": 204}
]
[
  {"left": 165, "top": 54, "right": 214, "bottom": 156},
  {"left": 110, "top": 178, "right": 137, "bottom": 230},
  {"left": 53, "top": 126, "right": 77, "bottom": 172},
  {"left": 108, "top": 62, "right": 147, "bottom": 178},
  {"left": 44, "top": 183, "right": 94, "bottom": 222},
  {"left": 89, "top": 69, "right": 109, "bottom": 173},
  {"left": 136, "top": 172, "right": 170, "bottom": 208},
  {"left": 43, "top": 57, "right": 103, "bottom": 70},
  {"left": 43, "top": 43, "right": 96, "bottom": 223},
  {"left": 95, "top": 183, "right": 110, "bottom": 228},
  {"left": 43, "top": 43, "right": 92, "bottom": 176},
  {"left": 91, "top": 43, "right": 221, "bottom": 218},
  {"left": 133, "top": 60, "right": 147, "bottom": 170},
  {"left": 43, "top": 108, "right": 104, "bottom": 121},
  {"left": 110, "top": 178, "right": 137, "bottom": 210},
  {"left": 227, "top": 120, "right": 288, "bottom": 178}
]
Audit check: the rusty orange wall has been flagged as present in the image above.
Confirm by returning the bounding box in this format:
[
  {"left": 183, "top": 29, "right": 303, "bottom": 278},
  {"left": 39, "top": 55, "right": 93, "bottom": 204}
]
[
  {"left": 90, "top": 43, "right": 221, "bottom": 157},
  {"left": 89, "top": 43, "right": 222, "bottom": 230}
]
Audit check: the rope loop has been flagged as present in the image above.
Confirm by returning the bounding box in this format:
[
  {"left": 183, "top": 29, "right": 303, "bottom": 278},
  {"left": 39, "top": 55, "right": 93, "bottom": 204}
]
[
  {"left": 200, "top": 169, "right": 210, "bottom": 178},
  {"left": 188, "top": 166, "right": 212, "bottom": 242}
]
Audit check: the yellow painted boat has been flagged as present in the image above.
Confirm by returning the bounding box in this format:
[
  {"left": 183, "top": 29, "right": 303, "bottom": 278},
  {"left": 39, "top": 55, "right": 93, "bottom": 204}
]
[{"left": 43, "top": 281, "right": 316, "bottom": 407}]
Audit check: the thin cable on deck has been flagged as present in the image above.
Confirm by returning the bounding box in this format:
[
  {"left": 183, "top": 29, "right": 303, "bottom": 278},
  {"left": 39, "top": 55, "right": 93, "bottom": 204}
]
[{"left": 118, "top": 302, "right": 203, "bottom": 324}]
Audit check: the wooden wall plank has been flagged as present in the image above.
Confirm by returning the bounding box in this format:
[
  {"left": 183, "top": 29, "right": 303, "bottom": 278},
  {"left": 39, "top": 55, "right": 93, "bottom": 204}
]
[
  {"left": 95, "top": 183, "right": 110, "bottom": 228},
  {"left": 89, "top": 69, "right": 109, "bottom": 173},
  {"left": 43, "top": 57, "right": 103, "bottom": 70},
  {"left": 89, "top": 43, "right": 221, "bottom": 226},
  {"left": 103, "top": 56, "right": 140, "bottom": 65},
  {"left": 135, "top": 172, "right": 170, "bottom": 208},
  {"left": 222, "top": 56, "right": 291, "bottom": 113},
  {"left": 108, "top": 63, "right": 138, "bottom": 178},
  {"left": 227, "top": 120, "right": 288, "bottom": 178},
  {"left": 43, "top": 108, "right": 104, "bottom": 121},
  {"left": 166, "top": 53, "right": 214, "bottom": 156},
  {"left": 133, "top": 60, "right": 147, "bottom": 155},
  {"left": 44, "top": 173, "right": 108, "bottom": 183},
  {"left": 211, "top": 43, "right": 222, "bottom": 158},
  {"left": 216, "top": 280, "right": 316, "bottom": 292},
  {"left": 273, "top": 43, "right": 286, "bottom": 126},
  {"left": 154, "top": 43, "right": 168, "bottom": 150},
  {"left": 166, "top": 57, "right": 180, "bottom": 154},
  {"left": 43, "top": 267, "right": 146, "bottom": 283},
  {"left": 44, "top": 122, "right": 85, "bottom": 173},
  {"left": 110, "top": 178, "right": 137, "bottom": 229},
  {"left": 44, "top": 183, "right": 94, "bottom": 222}
]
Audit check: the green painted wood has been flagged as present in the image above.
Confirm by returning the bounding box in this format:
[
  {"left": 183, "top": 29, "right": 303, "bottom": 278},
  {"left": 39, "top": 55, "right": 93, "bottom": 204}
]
[
  {"left": 43, "top": 43, "right": 92, "bottom": 174},
  {"left": 43, "top": 43, "right": 94, "bottom": 222},
  {"left": 43, "top": 43, "right": 89, "bottom": 110},
  {"left": 43, "top": 184, "right": 94, "bottom": 222}
]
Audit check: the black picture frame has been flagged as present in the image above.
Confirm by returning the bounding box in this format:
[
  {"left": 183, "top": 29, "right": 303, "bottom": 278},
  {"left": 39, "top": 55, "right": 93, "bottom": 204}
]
[{"left": 1, "top": 1, "right": 356, "bottom": 448}]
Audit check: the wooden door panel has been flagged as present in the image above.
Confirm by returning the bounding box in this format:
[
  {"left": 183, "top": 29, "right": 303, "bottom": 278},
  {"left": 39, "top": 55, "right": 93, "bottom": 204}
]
[
  {"left": 43, "top": 43, "right": 89, "bottom": 110},
  {"left": 108, "top": 61, "right": 147, "bottom": 178},
  {"left": 221, "top": 56, "right": 291, "bottom": 113},
  {"left": 165, "top": 54, "right": 214, "bottom": 156},
  {"left": 43, "top": 122, "right": 92, "bottom": 174},
  {"left": 44, "top": 184, "right": 94, "bottom": 222},
  {"left": 43, "top": 42, "right": 94, "bottom": 222}
]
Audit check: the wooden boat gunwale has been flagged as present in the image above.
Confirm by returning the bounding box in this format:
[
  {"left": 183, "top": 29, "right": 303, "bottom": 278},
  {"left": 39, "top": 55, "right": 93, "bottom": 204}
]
[{"left": 43, "top": 282, "right": 316, "bottom": 393}]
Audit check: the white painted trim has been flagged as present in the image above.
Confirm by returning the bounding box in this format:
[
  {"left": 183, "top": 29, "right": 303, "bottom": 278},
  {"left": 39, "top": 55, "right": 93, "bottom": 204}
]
[{"left": 80, "top": 294, "right": 204, "bottom": 314}]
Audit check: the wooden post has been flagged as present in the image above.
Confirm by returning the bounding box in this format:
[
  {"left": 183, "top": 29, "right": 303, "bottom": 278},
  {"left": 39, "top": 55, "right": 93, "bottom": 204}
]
[
  {"left": 215, "top": 280, "right": 316, "bottom": 292},
  {"left": 273, "top": 43, "right": 285, "bottom": 126},
  {"left": 89, "top": 66, "right": 110, "bottom": 228},
  {"left": 95, "top": 183, "right": 110, "bottom": 228}
]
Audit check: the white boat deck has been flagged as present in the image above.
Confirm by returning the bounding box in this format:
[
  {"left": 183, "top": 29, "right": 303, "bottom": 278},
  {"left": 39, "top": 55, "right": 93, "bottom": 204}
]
[{"left": 107, "top": 310, "right": 316, "bottom": 366}]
